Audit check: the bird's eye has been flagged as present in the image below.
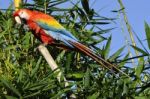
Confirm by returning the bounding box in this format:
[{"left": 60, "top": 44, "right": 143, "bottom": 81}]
[{"left": 20, "top": 11, "right": 23, "bottom": 15}]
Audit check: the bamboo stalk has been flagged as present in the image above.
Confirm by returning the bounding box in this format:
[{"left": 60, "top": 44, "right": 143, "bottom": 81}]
[
  {"left": 117, "top": 8, "right": 135, "bottom": 65},
  {"left": 118, "top": 0, "right": 139, "bottom": 57},
  {"left": 44, "top": 0, "right": 47, "bottom": 14}
]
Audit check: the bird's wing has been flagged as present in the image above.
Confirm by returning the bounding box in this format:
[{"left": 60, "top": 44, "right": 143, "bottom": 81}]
[{"left": 33, "top": 15, "right": 78, "bottom": 42}]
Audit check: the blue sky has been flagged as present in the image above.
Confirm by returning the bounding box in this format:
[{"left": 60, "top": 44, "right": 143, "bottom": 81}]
[
  {"left": 0, "top": 0, "right": 150, "bottom": 56},
  {"left": 90, "top": 0, "right": 150, "bottom": 53}
]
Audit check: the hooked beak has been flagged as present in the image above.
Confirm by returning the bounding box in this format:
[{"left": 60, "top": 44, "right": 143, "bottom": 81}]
[
  {"left": 15, "top": 16, "right": 22, "bottom": 24},
  {"left": 13, "top": 11, "right": 22, "bottom": 24}
]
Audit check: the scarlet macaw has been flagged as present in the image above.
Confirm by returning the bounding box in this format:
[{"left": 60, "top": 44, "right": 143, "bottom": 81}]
[{"left": 13, "top": 9, "right": 120, "bottom": 72}]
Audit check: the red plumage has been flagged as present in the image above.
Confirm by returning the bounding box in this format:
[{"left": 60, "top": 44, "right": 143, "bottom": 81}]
[{"left": 27, "top": 20, "right": 54, "bottom": 44}]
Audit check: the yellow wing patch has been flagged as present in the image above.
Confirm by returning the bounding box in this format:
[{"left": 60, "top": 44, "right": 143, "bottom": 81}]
[{"left": 33, "top": 13, "right": 64, "bottom": 30}]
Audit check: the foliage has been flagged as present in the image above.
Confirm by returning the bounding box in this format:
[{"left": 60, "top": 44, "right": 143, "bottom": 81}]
[{"left": 0, "top": 0, "right": 150, "bottom": 98}]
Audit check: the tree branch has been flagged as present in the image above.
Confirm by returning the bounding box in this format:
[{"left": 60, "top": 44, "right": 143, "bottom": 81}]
[{"left": 38, "top": 44, "right": 69, "bottom": 86}]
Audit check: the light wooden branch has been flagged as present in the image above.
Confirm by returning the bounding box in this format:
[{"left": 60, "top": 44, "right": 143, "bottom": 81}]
[{"left": 38, "top": 44, "right": 69, "bottom": 87}]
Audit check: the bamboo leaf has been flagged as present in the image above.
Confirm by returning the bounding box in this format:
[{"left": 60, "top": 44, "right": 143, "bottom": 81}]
[
  {"left": 5, "top": 95, "right": 18, "bottom": 99},
  {"left": 81, "top": 0, "right": 90, "bottom": 15},
  {"left": 104, "top": 36, "right": 111, "bottom": 59},
  {"left": 65, "top": 53, "right": 72, "bottom": 72},
  {"left": 131, "top": 45, "right": 148, "bottom": 55},
  {"left": 84, "top": 68, "right": 90, "bottom": 88},
  {"left": 122, "top": 83, "right": 128, "bottom": 95},
  {"left": 135, "top": 96, "right": 149, "bottom": 99},
  {"left": 145, "top": 22, "right": 150, "bottom": 49},
  {"left": 56, "top": 50, "right": 66, "bottom": 63},
  {"left": 66, "top": 72, "right": 84, "bottom": 79},
  {"left": 135, "top": 57, "right": 144, "bottom": 78},
  {"left": 87, "top": 92, "right": 99, "bottom": 99},
  {"left": 31, "top": 56, "right": 42, "bottom": 77},
  {"left": 0, "top": 77, "right": 22, "bottom": 97},
  {"left": 109, "top": 46, "right": 125, "bottom": 61},
  {"left": 51, "top": 88, "right": 71, "bottom": 99},
  {"left": 119, "top": 53, "right": 129, "bottom": 66}
]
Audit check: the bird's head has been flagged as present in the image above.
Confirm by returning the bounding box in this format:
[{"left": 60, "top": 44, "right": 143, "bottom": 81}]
[{"left": 13, "top": 9, "right": 32, "bottom": 24}]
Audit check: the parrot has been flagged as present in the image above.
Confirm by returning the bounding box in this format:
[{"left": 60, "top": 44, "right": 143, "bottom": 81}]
[{"left": 13, "top": 9, "right": 127, "bottom": 75}]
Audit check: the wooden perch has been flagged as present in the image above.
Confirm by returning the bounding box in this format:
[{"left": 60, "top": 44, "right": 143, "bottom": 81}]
[{"left": 38, "top": 44, "right": 69, "bottom": 86}]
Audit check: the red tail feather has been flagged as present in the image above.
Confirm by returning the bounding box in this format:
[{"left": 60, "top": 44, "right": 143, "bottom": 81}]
[
  {"left": 68, "top": 41, "right": 114, "bottom": 69},
  {"left": 68, "top": 41, "right": 130, "bottom": 77}
]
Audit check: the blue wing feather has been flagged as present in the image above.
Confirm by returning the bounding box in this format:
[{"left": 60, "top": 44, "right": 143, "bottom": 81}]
[
  {"left": 44, "top": 30, "right": 77, "bottom": 48},
  {"left": 36, "top": 21, "right": 78, "bottom": 42}
]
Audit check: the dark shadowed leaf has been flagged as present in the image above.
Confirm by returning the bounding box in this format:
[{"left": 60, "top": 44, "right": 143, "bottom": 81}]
[
  {"left": 0, "top": 77, "right": 21, "bottom": 97},
  {"left": 4, "top": 95, "right": 18, "bottom": 99},
  {"left": 87, "top": 92, "right": 99, "bottom": 99},
  {"left": 81, "top": 0, "right": 89, "bottom": 15},
  {"left": 84, "top": 68, "right": 90, "bottom": 88}
]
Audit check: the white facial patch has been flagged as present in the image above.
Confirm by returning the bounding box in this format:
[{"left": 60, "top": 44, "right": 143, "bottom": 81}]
[
  {"left": 15, "top": 16, "right": 22, "bottom": 24},
  {"left": 19, "top": 11, "right": 29, "bottom": 20}
]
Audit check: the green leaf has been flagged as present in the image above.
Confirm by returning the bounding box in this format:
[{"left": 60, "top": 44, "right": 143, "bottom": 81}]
[
  {"left": 81, "top": 0, "right": 90, "bottom": 15},
  {"left": 131, "top": 45, "right": 148, "bottom": 55},
  {"left": 65, "top": 53, "right": 72, "bottom": 72},
  {"left": 145, "top": 22, "right": 150, "bottom": 49},
  {"left": 81, "top": 0, "right": 94, "bottom": 19},
  {"left": 135, "top": 96, "right": 149, "bottom": 99},
  {"left": 135, "top": 57, "right": 144, "bottom": 78},
  {"left": 122, "top": 83, "right": 128, "bottom": 95},
  {"left": 104, "top": 36, "right": 111, "bottom": 59},
  {"left": 66, "top": 72, "right": 84, "bottom": 79},
  {"left": 5, "top": 95, "right": 18, "bottom": 99},
  {"left": 22, "top": 32, "right": 31, "bottom": 49},
  {"left": 76, "top": 7, "right": 88, "bottom": 21},
  {"left": 23, "top": 91, "right": 42, "bottom": 98},
  {"left": 56, "top": 50, "right": 66, "bottom": 63},
  {"left": 87, "top": 92, "right": 99, "bottom": 99},
  {"left": 0, "top": 77, "right": 21, "bottom": 97},
  {"left": 119, "top": 53, "right": 129, "bottom": 66},
  {"left": 84, "top": 68, "right": 90, "bottom": 88},
  {"left": 31, "top": 56, "right": 42, "bottom": 77},
  {"left": 109, "top": 46, "right": 125, "bottom": 61},
  {"left": 51, "top": 88, "right": 71, "bottom": 99}
]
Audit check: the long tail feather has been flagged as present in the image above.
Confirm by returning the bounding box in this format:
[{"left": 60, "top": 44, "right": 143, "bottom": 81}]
[{"left": 68, "top": 41, "right": 129, "bottom": 77}]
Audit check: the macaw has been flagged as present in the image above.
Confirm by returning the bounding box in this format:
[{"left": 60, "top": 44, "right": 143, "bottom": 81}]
[{"left": 13, "top": 9, "right": 121, "bottom": 72}]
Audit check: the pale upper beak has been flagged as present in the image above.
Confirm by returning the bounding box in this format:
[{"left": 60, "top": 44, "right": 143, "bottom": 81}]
[
  {"left": 15, "top": 16, "right": 22, "bottom": 24},
  {"left": 13, "top": 11, "right": 22, "bottom": 24}
]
